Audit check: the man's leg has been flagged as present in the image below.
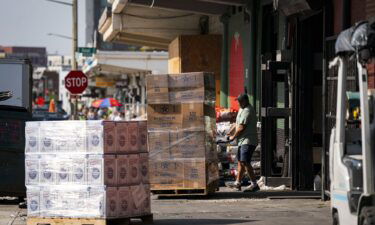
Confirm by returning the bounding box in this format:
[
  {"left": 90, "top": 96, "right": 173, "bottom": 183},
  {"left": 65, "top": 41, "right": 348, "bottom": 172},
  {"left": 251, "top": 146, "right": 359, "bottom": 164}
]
[
  {"left": 243, "top": 145, "right": 260, "bottom": 192},
  {"left": 225, "top": 146, "right": 244, "bottom": 190},
  {"left": 245, "top": 163, "right": 257, "bottom": 184},
  {"left": 236, "top": 161, "right": 245, "bottom": 183}
]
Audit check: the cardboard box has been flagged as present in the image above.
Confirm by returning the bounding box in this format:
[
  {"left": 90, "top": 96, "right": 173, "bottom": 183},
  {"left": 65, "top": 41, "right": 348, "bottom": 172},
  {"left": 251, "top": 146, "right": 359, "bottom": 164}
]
[
  {"left": 27, "top": 187, "right": 40, "bottom": 217},
  {"left": 128, "top": 154, "right": 141, "bottom": 185},
  {"left": 25, "top": 122, "right": 39, "bottom": 153},
  {"left": 175, "top": 131, "right": 206, "bottom": 158},
  {"left": 86, "top": 121, "right": 104, "bottom": 153},
  {"left": 56, "top": 158, "right": 71, "bottom": 184},
  {"left": 130, "top": 185, "right": 147, "bottom": 213},
  {"left": 142, "top": 184, "right": 151, "bottom": 215},
  {"left": 128, "top": 122, "right": 139, "bottom": 153},
  {"left": 106, "top": 187, "right": 118, "bottom": 218},
  {"left": 149, "top": 160, "right": 183, "bottom": 189},
  {"left": 117, "top": 186, "right": 131, "bottom": 218},
  {"left": 138, "top": 121, "right": 148, "bottom": 152},
  {"left": 52, "top": 121, "right": 87, "bottom": 153},
  {"left": 115, "top": 122, "right": 129, "bottom": 154},
  {"left": 25, "top": 155, "right": 39, "bottom": 185},
  {"left": 87, "top": 155, "right": 104, "bottom": 185},
  {"left": 72, "top": 158, "right": 86, "bottom": 184},
  {"left": 39, "top": 155, "right": 56, "bottom": 184},
  {"left": 146, "top": 75, "right": 169, "bottom": 104},
  {"left": 40, "top": 188, "right": 58, "bottom": 217},
  {"left": 168, "top": 73, "right": 206, "bottom": 88},
  {"left": 183, "top": 159, "right": 206, "bottom": 189},
  {"left": 147, "top": 131, "right": 171, "bottom": 160},
  {"left": 147, "top": 104, "right": 182, "bottom": 131},
  {"left": 103, "top": 121, "right": 116, "bottom": 154},
  {"left": 87, "top": 186, "right": 105, "bottom": 218},
  {"left": 104, "top": 155, "right": 117, "bottom": 186},
  {"left": 139, "top": 153, "right": 149, "bottom": 184},
  {"left": 117, "top": 155, "right": 130, "bottom": 186}
]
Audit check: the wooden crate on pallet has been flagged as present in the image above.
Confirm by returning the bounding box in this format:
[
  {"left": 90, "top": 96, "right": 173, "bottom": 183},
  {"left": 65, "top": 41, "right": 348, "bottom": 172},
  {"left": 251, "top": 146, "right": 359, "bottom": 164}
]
[{"left": 26, "top": 214, "right": 153, "bottom": 225}]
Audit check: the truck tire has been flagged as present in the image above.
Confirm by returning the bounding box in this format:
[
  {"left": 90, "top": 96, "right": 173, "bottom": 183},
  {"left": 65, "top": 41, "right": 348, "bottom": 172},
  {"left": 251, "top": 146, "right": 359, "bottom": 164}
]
[
  {"left": 360, "top": 207, "right": 375, "bottom": 225},
  {"left": 333, "top": 211, "right": 339, "bottom": 225}
]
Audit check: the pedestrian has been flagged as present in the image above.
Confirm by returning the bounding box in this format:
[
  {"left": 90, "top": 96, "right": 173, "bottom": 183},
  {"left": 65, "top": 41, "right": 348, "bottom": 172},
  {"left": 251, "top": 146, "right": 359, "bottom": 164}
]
[{"left": 226, "top": 93, "right": 259, "bottom": 192}]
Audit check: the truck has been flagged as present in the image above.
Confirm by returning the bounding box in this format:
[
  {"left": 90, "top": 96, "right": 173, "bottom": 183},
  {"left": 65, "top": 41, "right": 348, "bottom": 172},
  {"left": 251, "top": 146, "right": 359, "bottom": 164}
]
[{"left": 0, "top": 59, "right": 33, "bottom": 199}]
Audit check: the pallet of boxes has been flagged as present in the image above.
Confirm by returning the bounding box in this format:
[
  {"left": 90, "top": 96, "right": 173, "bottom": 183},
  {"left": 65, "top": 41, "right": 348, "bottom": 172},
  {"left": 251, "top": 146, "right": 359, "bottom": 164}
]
[
  {"left": 25, "top": 120, "right": 152, "bottom": 225},
  {"left": 147, "top": 72, "right": 220, "bottom": 196}
]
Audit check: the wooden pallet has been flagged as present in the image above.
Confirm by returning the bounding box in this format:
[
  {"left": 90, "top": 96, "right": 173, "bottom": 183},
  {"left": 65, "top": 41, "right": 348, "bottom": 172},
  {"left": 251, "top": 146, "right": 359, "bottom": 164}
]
[
  {"left": 26, "top": 214, "right": 153, "bottom": 225},
  {"left": 151, "top": 181, "right": 219, "bottom": 196}
]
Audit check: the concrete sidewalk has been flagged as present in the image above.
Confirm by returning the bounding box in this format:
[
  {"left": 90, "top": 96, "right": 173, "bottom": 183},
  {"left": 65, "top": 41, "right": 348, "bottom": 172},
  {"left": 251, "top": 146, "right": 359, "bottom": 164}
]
[{"left": 0, "top": 190, "right": 331, "bottom": 225}]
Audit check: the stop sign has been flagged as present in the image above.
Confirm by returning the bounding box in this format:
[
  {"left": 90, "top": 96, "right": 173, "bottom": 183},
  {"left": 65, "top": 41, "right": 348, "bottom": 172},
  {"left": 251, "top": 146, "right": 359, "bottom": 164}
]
[{"left": 65, "top": 70, "right": 88, "bottom": 94}]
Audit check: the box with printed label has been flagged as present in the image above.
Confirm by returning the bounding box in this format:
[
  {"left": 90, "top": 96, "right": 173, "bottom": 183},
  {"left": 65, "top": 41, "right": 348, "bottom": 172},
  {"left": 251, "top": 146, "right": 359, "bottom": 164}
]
[
  {"left": 39, "top": 155, "right": 56, "bottom": 184},
  {"left": 130, "top": 185, "right": 148, "bottom": 216},
  {"left": 117, "top": 155, "right": 129, "bottom": 186},
  {"left": 39, "top": 123, "right": 54, "bottom": 152},
  {"left": 117, "top": 186, "right": 131, "bottom": 218},
  {"left": 128, "top": 154, "right": 141, "bottom": 185},
  {"left": 87, "top": 155, "right": 103, "bottom": 185},
  {"left": 149, "top": 160, "right": 183, "bottom": 189},
  {"left": 115, "top": 122, "right": 129, "bottom": 154},
  {"left": 104, "top": 155, "right": 117, "bottom": 186},
  {"left": 27, "top": 187, "right": 40, "bottom": 217},
  {"left": 40, "top": 188, "right": 59, "bottom": 217},
  {"left": 86, "top": 121, "right": 104, "bottom": 153},
  {"left": 146, "top": 74, "right": 169, "bottom": 104},
  {"left": 25, "top": 122, "right": 39, "bottom": 153},
  {"left": 128, "top": 122, "right": 139, "bottom": 153},
  {"left": 139, "top": 153, "right": 149, "bottom": 184},
  {"left": 106, "top": 187, "right": 118, "bottom": 218},
  {"left": 71, "top": 158, "right": 86, "bottom": 184},
  {"left": 147, "top": 104, "right": 182, "bottom": 131},
  {"left": 148, "top": 131, "right": 170, "bottom": 160},
  {"left": 142, "top": 184, "right": 151, "bottom": 215},
  {"left": 52, "top": 121, "right": 87, "bottom": 152},
  {"left": 87, "top": 186, "right": 105, "bottom": 218},
  {"left": 56, "top": 157, "right": 72, "bottom": 184},
  {"left": 183, "top": 159, "right": 206, "bottom": 189},
  {"left": 138, "top": 121, "right": 148, "bottom": 152},
  {"left": 103, "top": 121, "right": 116, "bottom": 154},
  {"left": 25, "top": 155, "right": 39, "bottom": 185}
]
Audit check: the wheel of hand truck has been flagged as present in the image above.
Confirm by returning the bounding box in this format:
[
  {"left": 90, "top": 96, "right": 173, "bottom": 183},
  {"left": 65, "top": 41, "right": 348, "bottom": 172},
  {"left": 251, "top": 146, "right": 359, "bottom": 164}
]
[
  {"left": 332, "top": 211, "right": 339, "bottom": 225},
  {"left": 360, "top": 206, "right": 375, "bottom": 225}
]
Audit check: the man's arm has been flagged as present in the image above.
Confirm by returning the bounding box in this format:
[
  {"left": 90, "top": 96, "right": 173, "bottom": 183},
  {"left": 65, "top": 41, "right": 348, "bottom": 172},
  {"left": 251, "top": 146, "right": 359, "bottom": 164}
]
[
  {"left": 229, "top": 124, "right": 245, "bottom": 141},
  {"left": 227, "top": 124, "right": 236, "bottom": 136}
]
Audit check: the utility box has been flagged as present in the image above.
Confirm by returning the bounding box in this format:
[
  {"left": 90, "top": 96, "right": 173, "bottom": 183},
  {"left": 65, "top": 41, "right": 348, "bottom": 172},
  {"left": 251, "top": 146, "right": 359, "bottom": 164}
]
[{"left": 168, "top": 35, "right": 222, "bottom": 107}]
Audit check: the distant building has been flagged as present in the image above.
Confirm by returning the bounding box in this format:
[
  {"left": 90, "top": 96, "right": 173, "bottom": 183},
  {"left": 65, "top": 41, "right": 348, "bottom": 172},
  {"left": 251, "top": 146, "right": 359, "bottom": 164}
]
[{"left": 0, "top": 46, "right": 47, "bottom": 67}]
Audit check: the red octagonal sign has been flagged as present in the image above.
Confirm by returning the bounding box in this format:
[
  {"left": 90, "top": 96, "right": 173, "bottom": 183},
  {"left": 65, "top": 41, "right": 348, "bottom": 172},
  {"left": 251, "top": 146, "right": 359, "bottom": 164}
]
[{"left": 65, "top": 70, "right": 88, "bottom": 94}]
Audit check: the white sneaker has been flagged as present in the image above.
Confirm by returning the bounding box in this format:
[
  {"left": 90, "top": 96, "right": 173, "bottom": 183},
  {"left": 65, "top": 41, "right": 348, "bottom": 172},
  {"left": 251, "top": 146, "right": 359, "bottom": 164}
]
[{"left": 243, "top": 183, "right": 260, "bottom": 192}]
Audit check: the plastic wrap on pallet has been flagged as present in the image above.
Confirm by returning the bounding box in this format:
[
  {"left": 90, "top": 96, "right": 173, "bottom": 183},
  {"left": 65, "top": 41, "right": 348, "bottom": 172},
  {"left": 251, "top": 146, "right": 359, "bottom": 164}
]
[
  {"left": 25, "top": 185, "right": 151, "bottom": 218},
  {"left": 146, "top": 72, "right": 216, "bottom": 104},
  {"left": 25, "top": 120, "right": 150, "bottom": 219}
]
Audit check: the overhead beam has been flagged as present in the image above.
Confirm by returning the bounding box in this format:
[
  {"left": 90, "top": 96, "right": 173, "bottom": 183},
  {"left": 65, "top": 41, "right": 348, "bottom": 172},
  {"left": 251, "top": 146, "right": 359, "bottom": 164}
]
[
  {"left": 197, "top": 0, "right": 245, "bottom": 6},
  {"left": 128, "top": 0, "right": 229, "bottom": 15}
]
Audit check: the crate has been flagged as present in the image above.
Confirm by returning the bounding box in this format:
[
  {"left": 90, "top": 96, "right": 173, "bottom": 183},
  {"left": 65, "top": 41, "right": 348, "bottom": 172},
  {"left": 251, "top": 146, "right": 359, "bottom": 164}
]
[{"left": 26, "top": 214, "right": 153, "bottom": 225}]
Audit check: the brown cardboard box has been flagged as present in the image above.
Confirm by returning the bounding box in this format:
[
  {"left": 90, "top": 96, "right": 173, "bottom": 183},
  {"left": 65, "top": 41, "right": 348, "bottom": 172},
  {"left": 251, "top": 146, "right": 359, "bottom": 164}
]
[
  {"left": 104, "top": 155, "right": 117, "bottom": 186},
  {"left": 115, "top": 122, "right": 129, "bottom": 154},
  {"left": 183, "top": 159, "right": 206, "bottom": 189},
  {"left": 177, "top": 131, "right": 206, "bottom": 158},
  {"left": 149, "top": 160, "right": 183, "bottom": 189},
  {"left": 128, "top": 122, "right": 139, "bottom": 153},
  {"left": 138, "top": 121, "right": 148, "bottom": 152},
  {"left": 117, "top": 186, "right": 131, "bottom": 218},
  {"left": 105, "top": 187, "right": 118, "bottom": 218},
  {"left": 146, "top": 75, "right": 169, "bottom": 104},
  {"left": 117, "top": 155, "right": 130, "bottom": 186},
  {"left": 148, "top": 131, "right": 171, "bottom": 160},
  {"left": 130, "top": 184, "right": 148, "bottom": 216},
  {"left": 142, "top": 184, "right": 151, "bottom": 215},
  {"left": 181, "top": 103, "right": 205, "bottom": 131},
  {"left": 128, "top": 154, "right": 141, "bottom": 185},
  {"left": 103, "top": 121, "right": 116, "bottom": 153},
  {"left": 139, "top": 153, "right": 149, "bottom": 184},
  {"left": 147, "top": 104, "right": 182, "bottom": 131},
  {"left": 168, "top": 72, "right": 206, "bottom": 88}
]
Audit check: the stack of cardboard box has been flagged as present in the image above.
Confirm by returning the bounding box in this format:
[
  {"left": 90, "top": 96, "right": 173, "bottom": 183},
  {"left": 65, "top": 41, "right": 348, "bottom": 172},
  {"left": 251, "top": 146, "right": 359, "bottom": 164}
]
[
  {"left": 25, "top": 120, "right": 150, "bottom": 219},
  {"left": 147, "top": 72, "right": 219, "bottom": 191}
]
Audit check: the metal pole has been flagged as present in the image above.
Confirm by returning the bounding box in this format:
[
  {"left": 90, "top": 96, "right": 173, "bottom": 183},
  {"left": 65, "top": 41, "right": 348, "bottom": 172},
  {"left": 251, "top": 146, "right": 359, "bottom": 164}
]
[{"left": 72, "top": 0, "right": 78, "bottom": 119}]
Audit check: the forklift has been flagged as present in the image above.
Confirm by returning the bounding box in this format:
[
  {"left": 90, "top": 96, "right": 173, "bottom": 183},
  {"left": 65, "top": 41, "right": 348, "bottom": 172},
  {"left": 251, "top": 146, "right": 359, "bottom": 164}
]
[{"left": 329, "top": 20, "right": 375, "bottom": 225}]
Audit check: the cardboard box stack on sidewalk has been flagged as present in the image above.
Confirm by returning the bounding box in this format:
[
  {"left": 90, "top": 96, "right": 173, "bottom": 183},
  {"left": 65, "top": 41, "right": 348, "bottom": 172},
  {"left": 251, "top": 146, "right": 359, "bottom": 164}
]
[
  {"left": 25, "top": 120, "right": 150, "bottom": 219},
  {"left": 146, "top": 72, "right": 220, "bottom": 192}
]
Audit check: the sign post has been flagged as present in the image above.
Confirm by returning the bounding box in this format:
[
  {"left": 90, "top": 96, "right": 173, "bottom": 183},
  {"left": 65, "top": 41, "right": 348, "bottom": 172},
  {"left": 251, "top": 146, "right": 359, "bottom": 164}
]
[{"left": 65, "top": 70, "right": 88, "bottom": 119}]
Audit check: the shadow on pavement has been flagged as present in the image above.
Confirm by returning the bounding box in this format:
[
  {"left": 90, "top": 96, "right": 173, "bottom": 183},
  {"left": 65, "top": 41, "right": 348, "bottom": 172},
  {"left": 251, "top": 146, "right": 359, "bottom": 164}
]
[
  {"left": 133, "top": 219, "right": 256, "bottom": 225},
  {"left": 155, "top": 190, "right": 321, "bottom": 200}
]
